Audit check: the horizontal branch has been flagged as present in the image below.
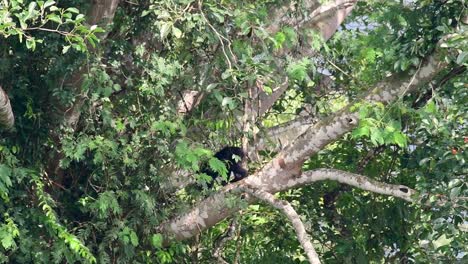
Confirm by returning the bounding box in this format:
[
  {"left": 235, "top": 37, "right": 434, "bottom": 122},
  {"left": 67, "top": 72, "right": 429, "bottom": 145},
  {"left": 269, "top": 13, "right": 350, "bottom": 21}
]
[{"left": 286, "top": 169, "right": 415, "bottom": 202}]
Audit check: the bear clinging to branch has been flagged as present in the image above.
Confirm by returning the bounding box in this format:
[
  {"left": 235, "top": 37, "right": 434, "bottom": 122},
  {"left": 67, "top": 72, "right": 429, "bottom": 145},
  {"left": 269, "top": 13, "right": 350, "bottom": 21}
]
[{"left": 201, "top": 146, "right": 248, "bottom": 188}]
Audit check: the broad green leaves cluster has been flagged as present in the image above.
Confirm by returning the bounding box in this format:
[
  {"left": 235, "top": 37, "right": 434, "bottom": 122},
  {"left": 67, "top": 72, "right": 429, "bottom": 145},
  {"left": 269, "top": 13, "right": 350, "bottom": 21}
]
[
  {"left": 0, "top": 0, "right": 102, "bottom": 51},
  {"left": 351, "top": 102, "right": 408, "bottom": 147}
]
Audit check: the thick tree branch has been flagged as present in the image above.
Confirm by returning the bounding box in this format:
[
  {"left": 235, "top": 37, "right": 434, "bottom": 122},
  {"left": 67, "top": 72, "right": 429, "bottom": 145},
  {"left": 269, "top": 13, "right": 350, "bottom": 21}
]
[
  {"left": 0, "top": 86, "right": 14, "bottom": 131},
  {"left": 261, "top": 51, "right": 448, "bottom": 188},
  {"left": 160, "top": 167, "right": 416, "bottom": 246},
  {"left": 56, "top": 0, "right": 120, "bottom": 129},
  {"left": 249, "top": 115, "right": 318, "bottom": 158},
  {"left": 240, "top": 186, "right": 321, "bottom": 264}
]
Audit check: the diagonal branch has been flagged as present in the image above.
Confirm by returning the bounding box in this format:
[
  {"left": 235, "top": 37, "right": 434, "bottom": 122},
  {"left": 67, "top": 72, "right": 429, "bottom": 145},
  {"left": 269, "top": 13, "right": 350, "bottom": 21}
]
[
  {"left": 248, "top": 115, "right": 318, "bottom": 159},
  {"left": 268, "top": 51, "right": 448, "bottom": 185},
  {"left": 240, "top": 186, "right": 321, "bottom": 264}
]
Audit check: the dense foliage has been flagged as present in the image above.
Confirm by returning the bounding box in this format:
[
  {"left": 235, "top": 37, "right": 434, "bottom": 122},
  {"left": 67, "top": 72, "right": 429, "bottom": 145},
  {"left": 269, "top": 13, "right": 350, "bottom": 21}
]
[{"left": 0, "top": 0, "right": 466, "bottom": 263}]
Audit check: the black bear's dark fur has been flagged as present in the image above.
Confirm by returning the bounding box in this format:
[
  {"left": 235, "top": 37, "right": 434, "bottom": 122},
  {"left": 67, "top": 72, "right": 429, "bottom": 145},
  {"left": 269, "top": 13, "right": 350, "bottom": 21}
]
[{"left": 201, "top": 146, "right": 248, "bottom": 188}]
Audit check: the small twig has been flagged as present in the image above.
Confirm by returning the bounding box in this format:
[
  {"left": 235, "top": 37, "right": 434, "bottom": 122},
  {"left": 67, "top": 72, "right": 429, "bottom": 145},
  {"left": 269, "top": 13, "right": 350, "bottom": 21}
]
[
  {"left": 24, "top": 27, "right": 75, "bottom": 37},
  {"left": 356, "top": 145, "right": 386, "bottom": 174},
  {"left": 326, "top": 58, "right": 351, "bottom": 78},
  {"left": 198, "top": 0, "right": 233, "bottom": 70},
  {"left": 213, "top": 216, "right": 239, "bottom": 263}
]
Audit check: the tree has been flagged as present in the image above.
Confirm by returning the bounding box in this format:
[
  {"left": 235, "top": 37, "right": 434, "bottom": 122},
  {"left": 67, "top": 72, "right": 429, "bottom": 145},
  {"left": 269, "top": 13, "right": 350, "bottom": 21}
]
[{"left": 0, "top": 0, "right": 466, "bottom": 263}]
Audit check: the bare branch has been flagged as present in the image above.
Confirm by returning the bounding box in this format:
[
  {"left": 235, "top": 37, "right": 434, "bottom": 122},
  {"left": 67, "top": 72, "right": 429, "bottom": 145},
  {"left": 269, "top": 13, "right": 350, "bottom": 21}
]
[
  {"left": 177, "top": 90, "right": 204, "bottom": 114},
  {"left": 160, "top": 166, "right": 416, "bottom": 246},
  {"left": 213, "top": 217, "right": 240, "bottom": 264},
  {"left": 240, "top": 186, "right": 321, "bottom": 264},
  {"left": 288, "top": 169, "right": 415, "bottom": 202}
]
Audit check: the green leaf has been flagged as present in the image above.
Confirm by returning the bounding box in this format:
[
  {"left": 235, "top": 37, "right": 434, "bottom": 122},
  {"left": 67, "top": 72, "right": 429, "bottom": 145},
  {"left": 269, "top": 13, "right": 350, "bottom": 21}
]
[
  {"left": 448, "top": 179, "right": 462, "bottom": 189},
  {"left": 1, "top": 234, "right": 14, "bottom": 249},
  {"left": 456, "top": 51, "right": 467, "bottom": 65},
  {"left": 208, "top": 157, "right": 228, "bottom": 179},
  {"left": 206, "top": 83, "right": 218, "bottom": 91},
  {"left": 19, "top": 18, "right": 28, "bottom": 30},
  {"left": 66, "top": 7, "right": 80, "bottom": 14},
  {"left": 26, "top": 38, "right": 36, "bottom": 50},
  {"left": 141, "top": 10, "right": 152, "bottom": 17},
  {"left": 62, "top": 45, "right": 71, "bottom": 54},
  {"left": 274, "top": 32, "right": 286, "bottom": 48},
  {"left": 432, "top": 234, "right": 452, "bottom": 249},
  {"left": 358, "top": 106, "right": 369, "bottom": 119},
  {"left": 47, "top": 14, "right": 62, "bottom": 24},
  {"left": 424, "top": 100, "right": 437, "bottom": 114},
  {"left": 221, "top": 70, "right": 232, "bottom": 80},
  {"left": 28, "top": 2, "right": 37, "bottom": 16},
  {"left": 44, "top": 0, "right": 56, "bottom": 9},
  {"left": 263, "top": 85, "right": 272, "bottom": 95},
  {"left": 172, "top": 26, "right": 182, "bottom": 38},
  {"left": 370, "top": 127, "right": 384, "bottom": 145},
  {"left": 159, "top": 22, "right": 172, "bottom": 40},
  {"left": 151, "top": 234, "right": 163, "bottom": 248},
  {"left": 449, "top": 186, "right": 461, "bottom": 199},
  {"left": 352, "top": 126, "right": 370, "bottom": 138},
  {"left": 393, "top": 132, "right": 407, "bottom": 147},
  {"left": 75, "top": 14, "right": 85, "bottom": 20},
  {"left": 130, "top": 231, "right": 139, "bottom": 246}
]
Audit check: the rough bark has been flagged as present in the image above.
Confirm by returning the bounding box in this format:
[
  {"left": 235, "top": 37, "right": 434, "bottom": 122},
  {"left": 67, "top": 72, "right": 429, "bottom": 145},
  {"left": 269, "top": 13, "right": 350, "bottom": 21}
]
[
  {"left": 0, "top": 86, "right": 14, "bottom": 131},
  {"left": 160, "top": 167, "right": 417, "bottom": 244}
]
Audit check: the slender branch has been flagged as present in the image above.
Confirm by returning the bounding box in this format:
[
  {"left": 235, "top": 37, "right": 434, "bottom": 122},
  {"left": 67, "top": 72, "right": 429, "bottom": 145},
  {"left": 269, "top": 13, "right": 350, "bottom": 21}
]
[
  {"left": 240, "top": 186, "right": 321, "bottom": 264},
  {"left": 289, "top": 169, "right": 415, "bottom": 202},
  {"left": 213, "top": 216, "right": 240, "bottom": 264},
  {"left": 24, "top": 27, "right": 75, "bottom": 36},
  {"left": 198, "top": 0, "right": 233, "bottom": 70}
]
